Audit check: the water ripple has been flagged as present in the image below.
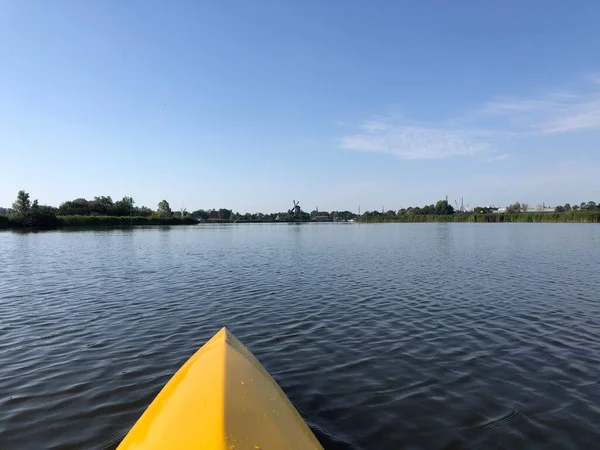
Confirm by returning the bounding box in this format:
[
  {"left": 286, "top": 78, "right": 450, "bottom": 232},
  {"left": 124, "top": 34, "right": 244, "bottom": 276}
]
[{"left": 1, "top": 223, "right": 600, "bottom": 449}]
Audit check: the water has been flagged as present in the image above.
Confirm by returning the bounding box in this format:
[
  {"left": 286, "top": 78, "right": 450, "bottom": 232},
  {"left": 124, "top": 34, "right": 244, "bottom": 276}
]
[{"left": 1, "top": 223, "right": 599, "bottom": 449}]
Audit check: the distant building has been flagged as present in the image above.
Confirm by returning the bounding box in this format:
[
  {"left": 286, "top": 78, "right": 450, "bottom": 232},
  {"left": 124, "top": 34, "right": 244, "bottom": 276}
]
[{"left": 494, "top": 206, "right": 555, "bottom": 214}]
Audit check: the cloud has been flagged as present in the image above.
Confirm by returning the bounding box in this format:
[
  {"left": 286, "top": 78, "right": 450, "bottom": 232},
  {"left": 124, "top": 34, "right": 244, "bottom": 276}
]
[
  {"left": 340, "top": 122, "right": 490, "bottom": 160},
  {"left": 341, "top": 73, "right": 600, "bottom": 162},
  {"left": 484, "top": 77, "right": 600, "bottom": 134},
  {"left": 485, "top": 153, "right": 511, "bottom": 162}
]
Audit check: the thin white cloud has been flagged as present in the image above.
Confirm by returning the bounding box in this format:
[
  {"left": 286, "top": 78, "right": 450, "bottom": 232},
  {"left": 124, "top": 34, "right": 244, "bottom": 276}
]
[
  {"left": 340, "top": 122, "right": 489, "bottom": 160},
  {"left": 484, "top": 76, "right": 600, "bottom": 134},
  {"left": 536, "top": 99, "right": 600, "bottom": 134},
  {"left": 341, "top": 73, "right": 600, "bottom": 161},
  {"left": 485, "top": 153, "right": 511, "bottom": 162}
]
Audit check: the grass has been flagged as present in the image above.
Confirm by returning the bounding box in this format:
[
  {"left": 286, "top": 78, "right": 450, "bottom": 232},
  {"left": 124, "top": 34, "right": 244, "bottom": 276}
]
[
  {"left": 0, "top": 215, "right": 198, "bottom": 229},
  {"left": 58, "top": 215, "right": 198, "bottom": 226},
  {"left": 358, "top": 211, "right": 600, "bottom": 223}
]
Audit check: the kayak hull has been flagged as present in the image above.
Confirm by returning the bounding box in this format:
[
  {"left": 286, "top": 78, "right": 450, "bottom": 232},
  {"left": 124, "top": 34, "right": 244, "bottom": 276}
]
[{"left": 117, "top": 327, "right": 323, "bottom": 450}]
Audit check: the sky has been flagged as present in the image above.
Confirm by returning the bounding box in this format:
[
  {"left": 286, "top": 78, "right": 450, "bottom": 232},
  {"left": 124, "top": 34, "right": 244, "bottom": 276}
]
[{"left": 1, "top": 0, "right": 600, "bottom": 213}]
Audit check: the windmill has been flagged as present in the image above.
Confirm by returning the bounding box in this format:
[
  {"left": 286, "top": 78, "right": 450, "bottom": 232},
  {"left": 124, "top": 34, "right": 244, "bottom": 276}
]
[{"left": 290, "top": 200, "right": 301, "bottom": 216}]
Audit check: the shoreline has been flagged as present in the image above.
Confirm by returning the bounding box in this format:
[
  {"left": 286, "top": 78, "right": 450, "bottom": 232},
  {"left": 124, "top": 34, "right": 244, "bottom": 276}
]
[
  {"left": 356, "top": 211, "right": 600, "bottom": 223},
  {"left": 0, "top": 215, "right": 198, "bottom": 229},
  {"left": 2, "top": 212, "right": 599, "bottom": 230}
]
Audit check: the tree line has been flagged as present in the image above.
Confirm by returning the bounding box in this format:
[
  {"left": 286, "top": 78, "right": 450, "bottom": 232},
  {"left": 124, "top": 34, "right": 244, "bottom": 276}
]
[
  {"left": 1, "top": 191, "right": 195, "bottom": 228},
  {"left": 4, "top": 193, "right": 600, "bottom": 228},
  {"left": 188, "top": 209, "right": 357, "bottom": 222},
  {"left": 554, "top": 201, "right": 598, "bottom": 212},
  {"left": 358, "top": 199, "right": 600, "bottom": 223},
  {"left": 361, "top": 200, "right": 456, "bottom": 219}
]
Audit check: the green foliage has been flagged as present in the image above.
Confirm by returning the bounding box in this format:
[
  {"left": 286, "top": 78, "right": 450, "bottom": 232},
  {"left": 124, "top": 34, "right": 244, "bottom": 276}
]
[
  {"left": 191, "top": 209, "right": 210, "bottom": 221},
  {"left": 58, "top": 198, "right": 90, "bottom": 215},
  {"left": 358, "top": 197, "right": 600, "bottom": 224},
  {"left": 157, "top": 200, "right": 173, "bottom": 218},
  {"left": 136, "top": 206, "right": 154, "bottom": 217},
  {"left": 506, "top": 202, "right": 522, "bottom": 214},
  {"left": 331, "top": 211, "right": 357, "bottom": 221},
  {"left": 554, "top": 201, "right": 599, "bottom": 213},
  {"left": 8, "top": 191, "right": 59, "bottom": 228},
  {"left": 218, "top": 208, "right": 232, "bottom": 220},
  {"left": 57, "top": 195, "right": 152, "bottom": 216},
  {"left": 358, "top": 211, "right": 600, "bottom": 223},
  {"left": 3, "top": 191, "right": 198, "bottom": 228},
  {"left": 12, "top": 190, "right": 31, "bottom": 221},
  {"left": 58, "top": 215, "right": 197, "bottom": 226},
  {"left": 435, "top": 200, "right": 455, "bottom": 215}
]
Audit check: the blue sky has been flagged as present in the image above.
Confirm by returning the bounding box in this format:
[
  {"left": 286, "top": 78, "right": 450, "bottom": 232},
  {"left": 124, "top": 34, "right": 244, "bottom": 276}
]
[{"left": 1, "top": 0, "right": 599, "bottom": 213}]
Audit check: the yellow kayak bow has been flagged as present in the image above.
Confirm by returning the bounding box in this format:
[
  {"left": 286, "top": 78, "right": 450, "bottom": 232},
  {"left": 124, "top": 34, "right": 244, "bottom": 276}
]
[{"left": 117, "top": 327, "right": 323, "bottom": 450}]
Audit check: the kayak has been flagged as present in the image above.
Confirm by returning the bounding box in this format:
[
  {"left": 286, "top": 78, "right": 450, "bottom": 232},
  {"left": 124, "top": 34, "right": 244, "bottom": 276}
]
[{"left": 117, "top": 327, "right": 323, "bottom": 450}]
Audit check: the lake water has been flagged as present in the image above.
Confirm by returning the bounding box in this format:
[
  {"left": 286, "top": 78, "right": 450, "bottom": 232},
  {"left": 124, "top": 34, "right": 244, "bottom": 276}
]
[{"left": 1, "top": 223, "right": 599, "bottom": 449}]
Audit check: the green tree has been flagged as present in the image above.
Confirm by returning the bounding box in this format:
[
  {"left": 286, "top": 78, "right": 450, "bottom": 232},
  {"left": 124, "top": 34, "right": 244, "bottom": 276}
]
[
  {"left": 506, "top": 202, "right": 522, "bottom": 214},
  {"left": 564, "top": 203, "right": 571, "bottom": 212},
  {"left": 12, "top": 191, "right": 37, "bottom": 225},
  {"left": 58, "top": 198, "right": 91, "bottom": 215},
  {"left": 135, "top": 206, "right": 154, "bottom": 217},
  {"left": 218, "top": 208, "right": 232, "bottom": 220},
  {"left": 10, "top": 191, "right": 58, "bottom": 227},
  {"left": 110, "top": 197, "right": 133, "bottom": 216},
  {"left": 12, "top": 190, "right": 31, "bottom": 221},
  {"left": 555, "top": 205, "right": 565, "bottom": 213},
  {"left": 192, "top": 209, "right": 209, "bottom": 221},
  {"left": 28, "top": 204, "right": 59, "bottom": 227},
  {"left": 90, "top": 196, "right": 114, "bottom": 215},
  {"left": 157, "top": 200, "right": 173, "bottom": 218},
  {"left": 435, "top": 200, "right": 455, "bottom": 215}
]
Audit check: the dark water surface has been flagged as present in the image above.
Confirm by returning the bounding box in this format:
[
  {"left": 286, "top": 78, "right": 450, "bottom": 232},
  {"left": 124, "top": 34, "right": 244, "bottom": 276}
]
[{"left": 1, "top": 223, "right": 599, "bottom": 449}]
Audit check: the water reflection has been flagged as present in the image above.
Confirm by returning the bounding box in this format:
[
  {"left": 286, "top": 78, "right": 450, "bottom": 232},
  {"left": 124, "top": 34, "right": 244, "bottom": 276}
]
[{"left": 1, "top": 224, "right": 599, "bottom": 449}]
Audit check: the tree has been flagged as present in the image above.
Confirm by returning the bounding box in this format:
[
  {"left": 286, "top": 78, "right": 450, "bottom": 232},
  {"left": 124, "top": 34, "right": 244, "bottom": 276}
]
[
  {"left": 587, "top": 201, "right": 597, "bottom": 211},
  {"left": 555, "top": 205, "right": 565, "bottom": 213},
  {"left": 218, "top": 208, "right": 232, "bottom": 220},
  {"left": 58, "top": 198, "right": 91, "bottom": 215},
  {"left": 521, "top": 203, "right": 529, "bottom": 213},
  {"left": 506, "top": 202, "right": 522, "bottom": 214},
  {"left": 12, "top": 190, "right": 31, "bottom": 221},
  {"left": 157, "top": 200, "right": 173, "bottom": 218},
  {"left": 91, "top": 196, "right": 114, "bottom": 215},
  {"left": 10, "top": 191, "right": 58, "bottom": 227},
  {"left": 136, "top": 206, "right": 154, "bottom": 217},
  {"left": 564, "top": 203, "right": 572, "bottom": 212},
  {"left": 110, "top": 197, "right": 133, "bottom": 216},
  {"left": 28, "top": 205, "right": 59, "bottom": 227},
  {"left": 435, "top": 200, "right": 455, "bottom": 215},
  {"left": 192, "top": 209, "right": 209, "bottom": 221}
]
